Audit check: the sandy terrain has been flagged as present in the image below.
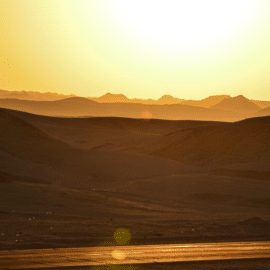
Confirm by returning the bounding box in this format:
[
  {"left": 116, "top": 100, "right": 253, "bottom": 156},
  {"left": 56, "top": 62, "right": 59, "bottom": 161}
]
[{"left": 0, "top": 108, "right": 270, "bottom": 253}]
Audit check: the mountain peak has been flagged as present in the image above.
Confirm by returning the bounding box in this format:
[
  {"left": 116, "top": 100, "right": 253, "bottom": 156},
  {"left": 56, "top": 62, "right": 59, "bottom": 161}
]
[
  {"left": 211, "top": 95, "right": 260, "bottom": 113},
  {"left": 159, "top": 95, "right": 175, "bottom": 100},
  {"left": 96, "top": 93, "right": 129, "bottom": 103},
  {"left": 102, "top": 92, "right": 127, "bottom": 98},
  {"left": 157, "top": 95, "right": 183, "bottom": 104},
  {"left": 234, "top": 95, "right": 246, "bottom": 100}
]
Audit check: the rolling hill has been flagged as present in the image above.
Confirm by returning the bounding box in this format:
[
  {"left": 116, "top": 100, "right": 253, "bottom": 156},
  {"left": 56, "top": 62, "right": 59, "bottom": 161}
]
[
  {"left": 3, "top": 107, "right": 270, "bottom": 167},
  {"left": 1, "top": 108, "right": 270, "bottom": 250},
  {"left": 134, "top": 115, "right": 270, "bottom": 165},
  {"left": 0, "top": 108, "right": 196, "bottom": 190},
  {"left": 0, "top": 109, "right": 69, "bottom": 162},
  {"left": 4, "top": 108, "right": 227, "bottom": 151}
]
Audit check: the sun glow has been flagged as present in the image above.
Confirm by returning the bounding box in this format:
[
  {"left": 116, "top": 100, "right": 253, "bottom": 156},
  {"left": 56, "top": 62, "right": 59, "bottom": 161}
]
[
  {"left": 105, "top": 0, "right": 256, "bottom": 49},
  {"left": 1, "top": 0, "right": 270, "bottom": 100}
]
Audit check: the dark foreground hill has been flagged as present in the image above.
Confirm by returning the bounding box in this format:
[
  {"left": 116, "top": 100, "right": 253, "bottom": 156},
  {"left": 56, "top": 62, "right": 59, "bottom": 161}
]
[
  {"left": 4, "top": 108, "right": 227, "bottom": 150},
  {"left": 0, "top": 108, "right": 197, "bottom": 189},
  {"left": 0, "top": 108, "right": 270, "bottom": 250},
  {"left": 0, "top": 109, "right": 69, "bottom": 163},
  {"left": 134, "top": 116, "right": 270, "bottom": 165}
]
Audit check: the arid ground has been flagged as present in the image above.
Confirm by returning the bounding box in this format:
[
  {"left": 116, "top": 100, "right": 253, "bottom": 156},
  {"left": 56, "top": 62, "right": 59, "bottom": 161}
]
[{"left": 0, "top": 104, "right": 270, "bottom": 253}]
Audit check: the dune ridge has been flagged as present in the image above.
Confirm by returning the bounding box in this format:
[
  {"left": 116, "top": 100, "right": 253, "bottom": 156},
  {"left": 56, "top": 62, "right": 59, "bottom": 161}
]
[
  {"left": 132, "top": 115, "right": 270, "bottom": 164},
  {"left": 1, "top": 107, "right": 270, "bottom": 250}
]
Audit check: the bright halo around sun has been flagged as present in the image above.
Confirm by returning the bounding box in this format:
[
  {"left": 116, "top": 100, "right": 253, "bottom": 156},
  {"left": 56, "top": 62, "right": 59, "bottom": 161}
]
[{"left": 105, "top": 0, "right": 256, "bottom": 49}]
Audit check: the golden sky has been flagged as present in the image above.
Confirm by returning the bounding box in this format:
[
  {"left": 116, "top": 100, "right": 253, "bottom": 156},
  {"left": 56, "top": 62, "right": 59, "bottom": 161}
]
[{"left": 1, "top": 0, "right": 270, "bottom": 100}]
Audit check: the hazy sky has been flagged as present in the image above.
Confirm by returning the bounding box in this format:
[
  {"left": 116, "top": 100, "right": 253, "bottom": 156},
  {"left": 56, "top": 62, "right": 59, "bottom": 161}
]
[{"left": 1, "top": 0, "right": 270, "bottom": 100}]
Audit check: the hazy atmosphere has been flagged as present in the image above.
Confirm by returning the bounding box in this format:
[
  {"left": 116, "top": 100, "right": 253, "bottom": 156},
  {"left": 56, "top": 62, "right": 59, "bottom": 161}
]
[
  {"left": 1, "top": 0, "right": 270, "bottom": 100},
  {"left": 1, "top": 1, "right": 270, "bottom": 269}
]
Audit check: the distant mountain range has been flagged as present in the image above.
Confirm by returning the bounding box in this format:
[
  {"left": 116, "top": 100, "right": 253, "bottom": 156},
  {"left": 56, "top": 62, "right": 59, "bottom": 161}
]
[
  {"left": 89, "top": 93, "right": 232, "bottom": 107},
  {"left": 1, "top": 89, "right": 270, "bottom": 121},
  {"left": 1, "top": 89, "right": 270, "bottom": 108},
  {"left": 0, "top": 89, "right": 76, "bottom": 101}
]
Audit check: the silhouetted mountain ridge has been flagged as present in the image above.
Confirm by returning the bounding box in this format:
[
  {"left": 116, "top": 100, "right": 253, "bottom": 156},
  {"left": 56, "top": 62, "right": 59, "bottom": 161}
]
[
  {"left": 54, "top": 96, "right": 98, "bottom": 104},
  {"left": 211, "top": 95, "right": 261, "bottom": 114},
  {"left": 156, "top": 95, "right": 183, "bottom": 104},
  {"left": 0, "top": 97, "right": 247, "bottom": 121},
  {"left": 90, "top": 92, "right": 130, "bottom": 103},
  {"left": 1, "top": 89, "right": 269, "bottom": 109},
  {"left": 0, "top": 89, "right": 76, "bottom": 101}
]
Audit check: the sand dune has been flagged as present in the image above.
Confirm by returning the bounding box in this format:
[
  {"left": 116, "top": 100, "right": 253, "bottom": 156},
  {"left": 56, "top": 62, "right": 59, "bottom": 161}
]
[
  {"left": 133, "top": 115, "right": 270, "bottom": 165},
  {"left": 1, "top": 108, "right": 270, "bottom": 250},
  {"left": 2, "top": 107, "right": 270, "bottom": 176},
  {"left": 0, "top": 109, "right": 69, "bottom": 162},
  {"left": 4, "top": 108, "right": 229, "bottom": 151},
  {"left": 0, "top": 108, "right": 199, "bottom": 189}
]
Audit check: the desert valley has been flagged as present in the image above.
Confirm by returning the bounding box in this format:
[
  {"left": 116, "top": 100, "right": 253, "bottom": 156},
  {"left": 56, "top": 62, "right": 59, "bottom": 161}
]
[
  {"left": 2, "top": 1, "right": 270, "bottom": 268},
  {"left": 0, "top": 91, "right": 270, "bottom": 252}
]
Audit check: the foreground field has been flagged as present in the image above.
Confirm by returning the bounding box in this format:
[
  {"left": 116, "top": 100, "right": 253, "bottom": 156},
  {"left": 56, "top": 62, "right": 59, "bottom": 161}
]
[{"left": 0, "top": 108, "right": 270, "bottom": 251}]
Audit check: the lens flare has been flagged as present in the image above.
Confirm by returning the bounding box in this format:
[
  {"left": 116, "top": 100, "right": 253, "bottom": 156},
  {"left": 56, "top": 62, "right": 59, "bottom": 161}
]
[
  {"left": 114, "top": 228, "right": 131, "bottom": 245},
  {"left": 111, "top": 250, "right": 127, "bottom": 260},
  {"left": 142, "top": 111, "right": 152, "bottom": 120}
]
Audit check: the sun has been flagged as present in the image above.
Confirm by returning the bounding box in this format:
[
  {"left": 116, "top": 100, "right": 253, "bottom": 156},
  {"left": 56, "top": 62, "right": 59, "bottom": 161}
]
[{"left": 104, "top": 0, "right": 256, "bottom": 49}]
